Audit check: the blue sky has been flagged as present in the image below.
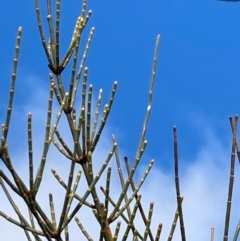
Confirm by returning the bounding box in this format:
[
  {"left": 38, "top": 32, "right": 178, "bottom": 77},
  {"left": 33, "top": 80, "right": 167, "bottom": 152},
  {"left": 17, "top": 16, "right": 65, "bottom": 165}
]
[{"left": 1, "top": 0, "right": 240, "bottom": 240}]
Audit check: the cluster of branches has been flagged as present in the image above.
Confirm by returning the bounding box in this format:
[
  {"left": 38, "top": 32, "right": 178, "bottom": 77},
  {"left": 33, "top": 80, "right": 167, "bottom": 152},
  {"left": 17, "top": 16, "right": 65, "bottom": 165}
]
[
  {"left": 0, "top": 0, "right": 163, "bottom": 240},
  {"left": 1, "top": 0, "right": 240, "bottom": 241}
]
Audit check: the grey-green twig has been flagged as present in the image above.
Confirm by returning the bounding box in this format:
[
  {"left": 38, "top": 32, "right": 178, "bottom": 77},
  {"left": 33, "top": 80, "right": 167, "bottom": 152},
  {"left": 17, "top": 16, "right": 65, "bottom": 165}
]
[{"left": 173, "top": 127, "right": 186, "bottom": 241}]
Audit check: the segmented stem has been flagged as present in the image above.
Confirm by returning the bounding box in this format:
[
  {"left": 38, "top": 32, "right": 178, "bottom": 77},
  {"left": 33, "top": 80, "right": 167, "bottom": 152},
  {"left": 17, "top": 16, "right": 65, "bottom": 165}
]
[{"left": 3, "top": 27, "right": 22, "bottom": 141}]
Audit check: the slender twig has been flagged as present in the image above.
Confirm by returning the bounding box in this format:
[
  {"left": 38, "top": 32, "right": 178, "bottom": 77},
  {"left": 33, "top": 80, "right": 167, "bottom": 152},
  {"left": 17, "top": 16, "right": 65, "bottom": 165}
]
[
  {"left": 1, "top": 141, "right": 30, "bottom": 202},
  {"left": 51, "top": 168, "right": 94, "bottom": 208},
  {"left": 113, "top": 135, "right": 146, "bottom": 240},
  {"left": 0, "top": 169, "right": 20, "bottom": 196},
  {"left": 75, "top": 107, "right": 84, "bottom": 154},
  {"left": 49, "top": 75, "right": 62, "bottom": 105},
  {"left": 112, "top": 136, "right": 132, "bottom": 219},
  {"left": 72, "top": 108, "right": 76, "bottom": 128},
  {"left": 229, "top": 115, "right": 240, "bottom": 163},
  {"left": 108, "top": 141, "right": 147, "bottom": 223},
  {"left": 148, "top": 35, "right": 160, "bottom": 106},
  {"left": 65, "top": 169, "right": 82, "bottom": 216},
  {"left": 104, "top": 167, "right": 111, "bottom": 214},
  {"left": 91, "top": 82, "right": 117, "bottom": 152},
  {"left": 91, "top": 89, "right": 103, "bottom": 142},
  {"left": 0, "top": 211, "right": 43, "bottom": 236},
  {"left": 68, "top": 17, "right": 82, "bottom": 107},
  {"left": 81, "top": 0, "right": 88, "bottom": 18},
  {"left": 223, "top": 116, "right": 237, "bottom": 241},
  {"left": 0, "top": 177, "right": 43, "bottom": 239},
  {"left": 34, "top": 0, "right": 53, "bottom": 65},
  {"left": 133, "top": 230, "right": 138, "bottom": 241},
  {"left": 3, "top": 27, "right": 22, "bottom": 141},
  {"left": 61, "top": 16, "right": 85, "bottom": 69},
  {"left": 64, "top": 225, "right": 70, "bottom": 241},
  {"left": 0, "top": 147, "right": 48, "bottom": 236},
  {"left": 122, "top": 195, "right": 142, "bottom": 241},
  {"left": 173, "top": 126, "right": 186, "bottom": 241},
  {"left": 57, "top": 160, "right": 76, "bottom": 232},
  {"left": 113, "top": 221, "right": 121, "bottom": 241},
  {"left": 111, "top": 160, "right": 154, "bottom": 222},
  {"left": 154, "top": 224, "right": 163, "bottom": 241},
  {"left": 100, "top": 186, "right": 144, "bottom": 240},
  {"left": 124, "top": 156, "right": 154, "bottom": 241},
  {"left": 54, "top": 128, "right": 74, "bottom": 158},
  {"left": 28, "top": 208, "right": 42, "bottom": 241},
  {"left": 81, "top": 68, "right": 88, "bottom": 156},
  {"left": 75, "top": 216, "right": 94, "bottom": 241},
  {"left": 167, "top": 197, "right": 183, "bottom": 241},
  {"left": 142, "top": 202, "right": 154, "bottom": 241},
  {"left": 49, "top": 92, "right": 69, "bottom": 140},
  {"left": 46, "top": 0, "right": 56, "bottom": 64},
  {"left": 51, "top": 136, "right": 73, "bottom": 160},
  {"left": 87, "top": 151, "right": 94, "bottom": 189},
  {"left": 49, "top": 193, "right": 57, "bottom": 228},
  {"left": 71, "top": 27, "right": 95, "bottom": 108},
  {"left": 34, "top": 88, "right": 68, "bottom": 192},
  {"left": 86, "top": 84, "right": 93, "bottom": 152},
  {"left": 28, "top": 113, "right": 34, "bottom": 191},
  {"left": 135, "top": 35, "right": 160, "bottom": 161},
  {"left": 55, "top": 0, "right": 61, "bottom": 66},
  {"left": 233, "top": 220, "right": 240, "bottom": 241},
  {"left": 33, "top": 84, "right": 55, "bottom": 193}
]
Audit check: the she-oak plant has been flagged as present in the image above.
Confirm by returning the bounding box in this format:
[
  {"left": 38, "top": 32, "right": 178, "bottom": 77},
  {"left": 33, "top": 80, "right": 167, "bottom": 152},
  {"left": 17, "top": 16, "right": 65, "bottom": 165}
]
[{"left": 1, "top": 0, "right": 240, "bottom": 241}]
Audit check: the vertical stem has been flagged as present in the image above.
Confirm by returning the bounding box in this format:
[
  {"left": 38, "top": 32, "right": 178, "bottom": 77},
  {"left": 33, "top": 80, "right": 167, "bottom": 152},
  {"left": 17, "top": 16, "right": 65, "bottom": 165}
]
[
  {"left": 223, "top": 116, "right": 237, "bottom": 241},
  {"left": 173, "top": 126, "right": 186, "bottom": 241},
  {"left": 28, "top": 113, "right": 34, "bottom": 191},
  {"left": 55, "top": 0, "right": 61, "bottom": 65},
  {"left": 3, "top": 27, "right": 22, "bottom": 141}
]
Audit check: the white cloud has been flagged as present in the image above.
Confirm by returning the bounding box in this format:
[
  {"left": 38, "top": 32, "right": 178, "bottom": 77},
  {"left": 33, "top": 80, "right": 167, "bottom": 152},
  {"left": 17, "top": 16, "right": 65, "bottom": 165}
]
[{"left": 1, "top": 75, "right": 240, "bottom": 241}]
